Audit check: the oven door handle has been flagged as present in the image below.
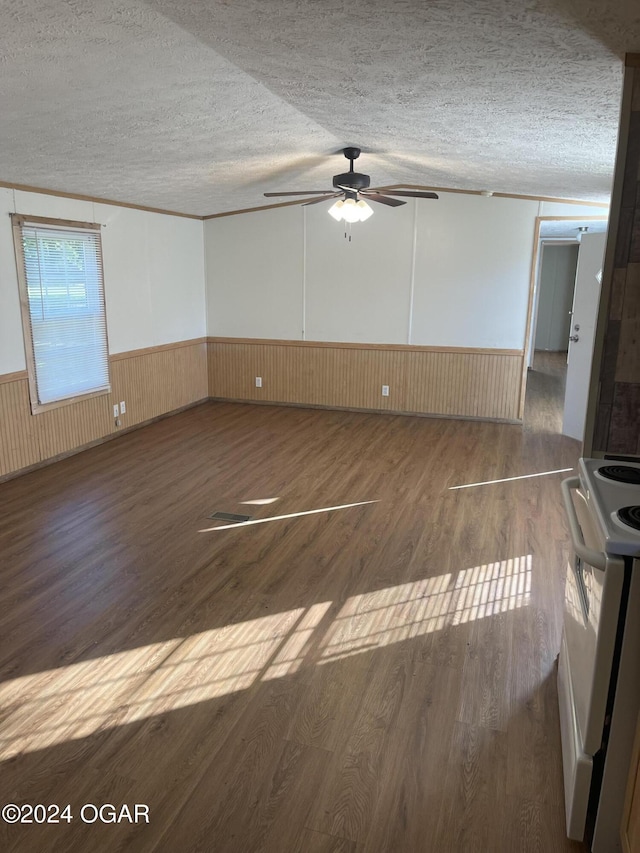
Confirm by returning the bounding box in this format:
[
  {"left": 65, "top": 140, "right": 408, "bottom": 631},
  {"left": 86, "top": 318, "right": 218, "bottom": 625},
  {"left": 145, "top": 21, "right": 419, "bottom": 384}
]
[{"left": 561, "top": 476, "right": 607, "bottom": 571}]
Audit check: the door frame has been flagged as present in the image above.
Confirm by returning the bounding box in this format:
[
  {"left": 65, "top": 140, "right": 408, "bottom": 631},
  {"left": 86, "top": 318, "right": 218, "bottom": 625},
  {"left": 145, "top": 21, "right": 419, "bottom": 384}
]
[
  {"left": 518, "top": 215, "right": 609, "bottom": 420},
  {"left": 529, "top": 239, "right": 580, "bottom": 358}
]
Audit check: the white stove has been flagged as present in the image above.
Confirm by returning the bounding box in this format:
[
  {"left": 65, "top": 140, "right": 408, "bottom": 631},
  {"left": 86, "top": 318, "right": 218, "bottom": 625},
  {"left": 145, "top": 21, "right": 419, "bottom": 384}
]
[
  {"left": 559, "top": 458, "right": 640, "bottom": 851},
  {"left": 579, "top": 458, "right": 640, "bottom": 557}
]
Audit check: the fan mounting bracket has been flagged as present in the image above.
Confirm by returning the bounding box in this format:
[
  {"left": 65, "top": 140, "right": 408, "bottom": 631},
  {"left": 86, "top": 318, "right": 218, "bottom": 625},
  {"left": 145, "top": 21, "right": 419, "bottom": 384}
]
[{"left": 343, "top": 146, "right": 361, "bottom": 162}]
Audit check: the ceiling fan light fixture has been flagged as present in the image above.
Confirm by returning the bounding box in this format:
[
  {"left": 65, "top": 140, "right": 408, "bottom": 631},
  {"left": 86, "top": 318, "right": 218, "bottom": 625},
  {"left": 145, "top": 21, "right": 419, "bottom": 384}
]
[
  {"left": 356, "top": 199, "right": 374, "bottom": 221},
  {"left": 328, "top": 196, "right": 374, "bottom": 223},
  {"left": 328, "top": 199, "right": 345, "bottom": 220},
  {"left": 268, "top": 148, "right": 438, "bottom": 219},
  {"left": 340, "top": 197, "right": 361, "bottom": 223}
]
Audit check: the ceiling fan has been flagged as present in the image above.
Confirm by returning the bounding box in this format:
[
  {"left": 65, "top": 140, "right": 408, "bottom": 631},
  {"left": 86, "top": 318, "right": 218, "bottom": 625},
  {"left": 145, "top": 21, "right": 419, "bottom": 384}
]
[{"left": 264, "top": 147, "right": 439, "bottom": 222}]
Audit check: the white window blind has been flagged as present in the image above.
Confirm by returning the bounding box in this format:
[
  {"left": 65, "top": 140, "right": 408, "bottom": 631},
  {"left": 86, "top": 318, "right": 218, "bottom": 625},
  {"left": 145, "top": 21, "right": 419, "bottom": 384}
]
[{"left": 16, "top": 220, "right": 110, "bottom": 407}]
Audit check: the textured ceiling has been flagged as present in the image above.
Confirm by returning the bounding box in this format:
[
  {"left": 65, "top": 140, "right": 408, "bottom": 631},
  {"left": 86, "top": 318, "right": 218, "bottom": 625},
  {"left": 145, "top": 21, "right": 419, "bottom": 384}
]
[
  {"left": 1, "top": 0, "right": 639, "bottom": 217},
  {"left": 539, "top": 219, "right": 608, "bottom": 239}
]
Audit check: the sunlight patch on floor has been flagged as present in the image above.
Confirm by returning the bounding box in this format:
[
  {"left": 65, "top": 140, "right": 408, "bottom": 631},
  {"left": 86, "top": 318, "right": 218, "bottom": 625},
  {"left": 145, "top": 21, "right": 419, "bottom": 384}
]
[
  {"left": 0, "top": 556, "right": 531, "bottom": 758},
  {"left": 318, "top": 556, "right": 532, "bottom": 663},
  {"left": 199, "top": 500, "right": 379, "bottom": 531},
  {"left": 449, "top": 468, "right": 573, "bottom": 490},
  {"left": 0, "top": 611, "right": 305, "bottom": 759},
  {"left": 451, "top": 555, "right": 532, "bottom": 624}
]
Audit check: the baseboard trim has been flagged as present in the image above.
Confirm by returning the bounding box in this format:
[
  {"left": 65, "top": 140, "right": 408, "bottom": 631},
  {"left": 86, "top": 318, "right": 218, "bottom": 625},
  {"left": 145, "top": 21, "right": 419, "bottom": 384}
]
[
  {"left": 208, "top": 336, "right": 522, "bottom": 356},
  {"left": 0, "top": 370, "right": 29, "bottom": 385},
  {"left": 110, "top": 339, "right": 207, "bottom": 361},
  {"left": 209, "top": 396, "right": 523, "bottom": 425}
]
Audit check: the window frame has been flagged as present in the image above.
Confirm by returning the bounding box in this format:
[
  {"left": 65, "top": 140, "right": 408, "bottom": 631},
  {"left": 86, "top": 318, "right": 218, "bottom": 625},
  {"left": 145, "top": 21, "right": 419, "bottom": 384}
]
[{"left": 11, "top": 213, "right": 111, "bottom": 415}]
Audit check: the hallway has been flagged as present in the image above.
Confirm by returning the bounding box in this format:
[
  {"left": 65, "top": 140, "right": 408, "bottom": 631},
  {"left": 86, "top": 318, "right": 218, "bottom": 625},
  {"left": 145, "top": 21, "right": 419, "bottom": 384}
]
[{"left": 524, "top": 350, "right": 569, "bottom": 436}]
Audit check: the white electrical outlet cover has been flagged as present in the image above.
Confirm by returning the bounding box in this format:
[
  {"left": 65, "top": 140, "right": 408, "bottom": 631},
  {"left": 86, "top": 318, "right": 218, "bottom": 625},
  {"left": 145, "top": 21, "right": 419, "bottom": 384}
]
[
  {"left": 382, "top": 385, "right": 390, "bottom": 396},
  {"left": 120, "top": 401, "right": 126, "bottom": 413},
  {"left": 113, "top": 403, "right": 119, "bottom": 417},
  {"left": 256, "top": 377, "right": 262, "bottom": 388}
]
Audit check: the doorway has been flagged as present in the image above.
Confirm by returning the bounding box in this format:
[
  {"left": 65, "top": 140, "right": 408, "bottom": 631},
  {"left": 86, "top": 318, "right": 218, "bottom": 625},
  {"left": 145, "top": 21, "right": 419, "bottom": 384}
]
[
  {"left": 532, "top": 242, "right": 579, "bottom": 354},
  {"left": 521, "top": 216, "right": 608, "bottom": 438}
]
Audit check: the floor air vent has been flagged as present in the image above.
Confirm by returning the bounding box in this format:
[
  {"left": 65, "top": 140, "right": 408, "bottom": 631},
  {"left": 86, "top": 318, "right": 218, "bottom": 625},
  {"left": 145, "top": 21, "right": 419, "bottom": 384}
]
[{"left": 208, "top": 511, "right": 252, "bottom": 523}]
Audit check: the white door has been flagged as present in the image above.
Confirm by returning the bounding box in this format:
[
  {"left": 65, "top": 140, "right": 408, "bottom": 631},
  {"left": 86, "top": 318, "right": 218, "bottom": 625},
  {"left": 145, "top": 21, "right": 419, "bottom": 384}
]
[{"left": 562, "top": 232, "right": 607, "bottom": 441}]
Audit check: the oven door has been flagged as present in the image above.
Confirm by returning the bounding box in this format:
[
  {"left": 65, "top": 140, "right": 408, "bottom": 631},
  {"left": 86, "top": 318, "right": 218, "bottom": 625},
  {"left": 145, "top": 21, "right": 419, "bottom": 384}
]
[{"left": 558, "top": 476, "right": 625, "bottom": 840}]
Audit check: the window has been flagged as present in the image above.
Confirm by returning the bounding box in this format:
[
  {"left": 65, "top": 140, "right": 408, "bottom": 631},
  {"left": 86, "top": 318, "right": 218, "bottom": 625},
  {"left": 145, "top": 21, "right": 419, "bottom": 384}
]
[{"left": 12, "top": 214, "right": 110, "bottom": 413}]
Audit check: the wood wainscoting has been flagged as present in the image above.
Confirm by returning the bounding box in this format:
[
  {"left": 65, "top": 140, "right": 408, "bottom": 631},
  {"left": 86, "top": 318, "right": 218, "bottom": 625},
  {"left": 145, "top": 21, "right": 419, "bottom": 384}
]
[
  {"left": 208, "top": 338, "right": 524, "bottom": 422},
  {"left": 1, "top": 337, "right": 523, "bottom": 480},
  {"left": 0, "top": 339, "right": 208, "bottom": 480}
]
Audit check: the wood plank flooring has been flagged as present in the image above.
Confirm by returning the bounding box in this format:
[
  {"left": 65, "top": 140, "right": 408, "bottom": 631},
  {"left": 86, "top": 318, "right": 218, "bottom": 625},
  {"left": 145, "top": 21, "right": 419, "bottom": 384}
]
[{"left": 0, "top": 355, "right": 586, "bottom": 852}]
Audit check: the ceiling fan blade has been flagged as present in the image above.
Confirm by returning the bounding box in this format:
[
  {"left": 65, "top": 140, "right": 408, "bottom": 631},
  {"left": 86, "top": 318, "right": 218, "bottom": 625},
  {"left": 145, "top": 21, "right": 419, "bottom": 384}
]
[
  {"left": 365, "top": 189, "right": 439, "bottom": 200},
  {"left": 362, "top": 192, "right": 406, "bottom": 207},
  {"left": 263, "top": 190, "right": 335, "bottom": 197},
  {"left": 302, "top": 193, "right": 341, "bottom": 206}
]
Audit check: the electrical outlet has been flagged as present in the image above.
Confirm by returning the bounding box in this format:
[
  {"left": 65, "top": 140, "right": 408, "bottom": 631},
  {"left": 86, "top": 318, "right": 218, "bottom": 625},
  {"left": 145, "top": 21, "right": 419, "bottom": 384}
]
[
  {"left": 382, "top": 385, "right": 390, "bottom": 397},
  {"left": 255, "top": 376, "right": 262, "bottom": 388},
  {"left": 113, "top": 403, "right": 119, "bottom": 418},
  {"left": 120, "top": 400, "right": 126, "bottom": 414}
]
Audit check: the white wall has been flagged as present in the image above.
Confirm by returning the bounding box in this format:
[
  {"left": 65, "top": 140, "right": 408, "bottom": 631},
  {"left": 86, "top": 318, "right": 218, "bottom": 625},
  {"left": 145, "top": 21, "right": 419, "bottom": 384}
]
[
  {"left": 411, "top": 194, "right": 539, "bottom": 348},
  {"left": 97, "top": 203, "right": 206, "bottom": 354},
  {"left": 0, "top": 188, "right": 25, "bottom": 374},
  {"left": 205, "top": 191, "right": 554, "bottom": 350},
  {"left": 304, "top": 200, "right": 415, "bottom": 344},
  {"left": 1, "top": 187, "right": 611, "bottom": 378},
  {"left": 205, "top": 206, "right": 304, "bottom": 339},
  {"left": 0, "top": 188, "right": 206, "bottom": 374}
]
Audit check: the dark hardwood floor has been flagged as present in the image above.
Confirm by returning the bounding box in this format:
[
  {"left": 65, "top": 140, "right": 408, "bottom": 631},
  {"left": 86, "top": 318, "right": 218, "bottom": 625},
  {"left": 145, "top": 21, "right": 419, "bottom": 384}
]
[{"left": 0, "top": 363, "right": 585, "bottom": 852}]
